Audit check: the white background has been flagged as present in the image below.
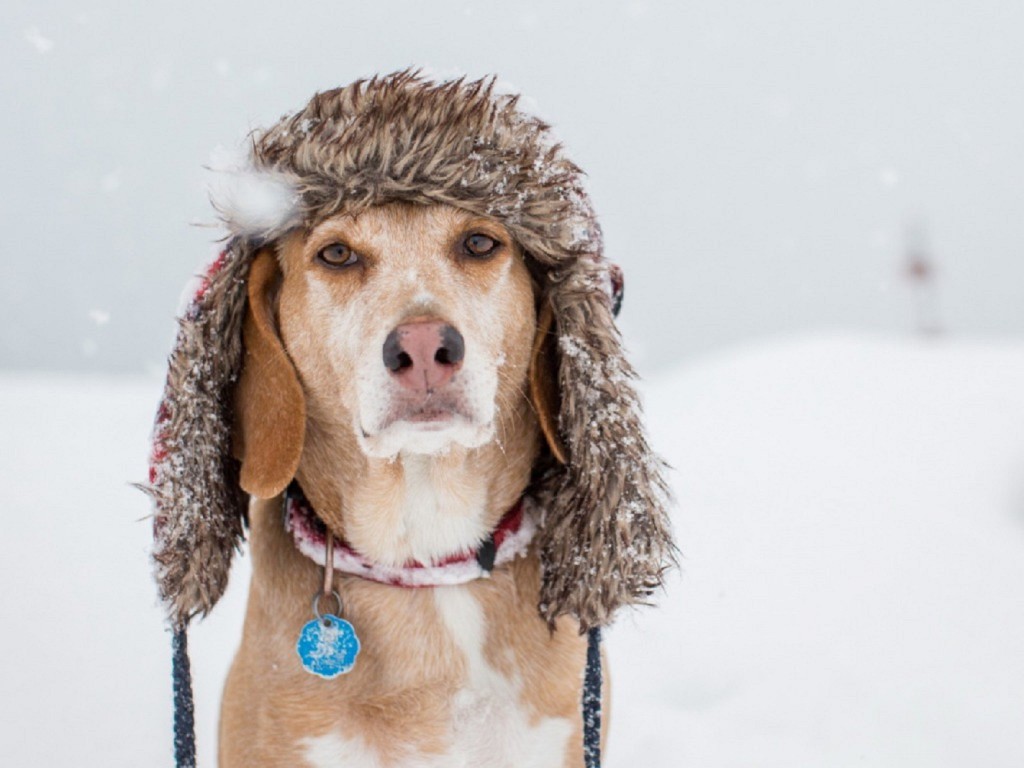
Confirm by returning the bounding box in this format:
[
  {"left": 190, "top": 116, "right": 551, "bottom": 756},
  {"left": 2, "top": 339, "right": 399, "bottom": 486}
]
[{"left": 2, "top": 0, "right": 1023, "bottom": 374}]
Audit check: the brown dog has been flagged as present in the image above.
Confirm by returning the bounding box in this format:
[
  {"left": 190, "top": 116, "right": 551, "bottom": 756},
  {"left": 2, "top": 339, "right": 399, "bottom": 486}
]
[
  {"left": 221, "top": 202, "right": 593, "bottom": 766},
  {"left": 148, "top": 72, "right": 674, "bottom": 768}
]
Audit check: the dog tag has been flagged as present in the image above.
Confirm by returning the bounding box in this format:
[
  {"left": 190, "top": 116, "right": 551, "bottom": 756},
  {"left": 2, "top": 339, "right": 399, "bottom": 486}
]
[{"left": 296, "top": 615, "right": 361, "bottom": 679}]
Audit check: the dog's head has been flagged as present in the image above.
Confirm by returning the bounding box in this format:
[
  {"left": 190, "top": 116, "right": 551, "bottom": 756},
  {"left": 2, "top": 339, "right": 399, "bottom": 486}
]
[
  {"left": 237, "top": 204, "right": 540, "bottom": 482},
  {"left": 149, "top": 70, "right": 673, "bottom": 631},
  {"left": 233, "top": 203, "right": 561, "bottom": 567}
]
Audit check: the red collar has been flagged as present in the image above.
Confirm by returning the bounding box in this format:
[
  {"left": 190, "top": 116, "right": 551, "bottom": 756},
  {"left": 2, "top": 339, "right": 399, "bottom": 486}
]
[{"left": 283, "top": 484, "right": 537, "bottom": 588}]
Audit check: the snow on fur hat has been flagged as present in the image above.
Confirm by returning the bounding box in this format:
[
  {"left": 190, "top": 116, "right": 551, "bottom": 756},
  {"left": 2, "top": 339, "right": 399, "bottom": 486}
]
[{"left": 147, "top": 69, "right": 675, "bottom": 632}]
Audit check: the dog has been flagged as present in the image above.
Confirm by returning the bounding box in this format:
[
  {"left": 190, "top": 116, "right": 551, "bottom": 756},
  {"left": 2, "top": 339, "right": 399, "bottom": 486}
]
[
  {"left": 148, "top": 71, "right": 674, "bottom": 768},
  {"left": 222, "top": 202, "right": 594, "bottom": 766}
]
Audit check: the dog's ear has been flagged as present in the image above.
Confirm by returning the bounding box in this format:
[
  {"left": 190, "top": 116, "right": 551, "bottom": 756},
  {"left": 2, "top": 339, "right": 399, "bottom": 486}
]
[
  {"left": 528, "top": 297, "right": 567, "bottom": 465},
  {"left": 233, "top": 249, "right": 306, "bottom": 498}
]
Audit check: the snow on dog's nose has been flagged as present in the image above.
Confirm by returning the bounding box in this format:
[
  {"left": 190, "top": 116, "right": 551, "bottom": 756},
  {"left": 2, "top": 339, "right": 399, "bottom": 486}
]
[{"left": 382, "top": 320, "right": 465, "bottom": 395}]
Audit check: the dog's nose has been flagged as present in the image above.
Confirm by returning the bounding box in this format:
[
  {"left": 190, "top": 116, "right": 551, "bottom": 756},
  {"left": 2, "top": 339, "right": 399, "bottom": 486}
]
[{"left": 383, "top": 321, "right": 465, "bottom": 393}]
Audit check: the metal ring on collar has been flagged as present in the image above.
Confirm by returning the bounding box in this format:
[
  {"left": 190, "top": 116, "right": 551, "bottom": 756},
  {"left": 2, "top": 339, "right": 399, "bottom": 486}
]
[{"left": 312, "top": 589, "right": 343, "bottom": 620}]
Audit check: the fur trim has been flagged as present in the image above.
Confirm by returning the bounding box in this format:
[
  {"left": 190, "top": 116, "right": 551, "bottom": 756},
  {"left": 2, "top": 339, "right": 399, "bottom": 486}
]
[
  {"left": 537, "top": 262, "right": 673, "bottom": 628},
  {"left": 148, "top": 69, "right": 675, "bottom": 631},
  {"left": 146, "top": 241, "right": 252, "bottom": 626}
]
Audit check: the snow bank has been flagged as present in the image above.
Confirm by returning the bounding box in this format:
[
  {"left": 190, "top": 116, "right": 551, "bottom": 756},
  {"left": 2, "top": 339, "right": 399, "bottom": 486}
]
[
  {"left": 607, "top": 333, "right": 1024, "bottom": 767},
  {"left": 1, "top": 332, "right": 1022, "bottom": 766}
]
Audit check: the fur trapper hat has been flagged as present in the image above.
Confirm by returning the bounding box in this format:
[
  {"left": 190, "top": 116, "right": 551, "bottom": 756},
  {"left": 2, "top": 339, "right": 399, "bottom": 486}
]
[{"left": 147, "top": 69, "right": 675, "bottom": 632}]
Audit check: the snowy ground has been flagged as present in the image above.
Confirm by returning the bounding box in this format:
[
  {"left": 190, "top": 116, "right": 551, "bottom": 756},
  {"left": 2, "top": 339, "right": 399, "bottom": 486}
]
[{"left": 1, "top": 332, "right": 1023, "bottom": 766}]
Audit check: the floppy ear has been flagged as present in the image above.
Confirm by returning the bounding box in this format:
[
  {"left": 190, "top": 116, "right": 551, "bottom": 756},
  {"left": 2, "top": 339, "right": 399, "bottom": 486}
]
[
  {"left": 233, "top": 249, "right": 306, "bottom": 499},
  {"left": 528, "top": 297, "right": 567, "bottom": 465}
]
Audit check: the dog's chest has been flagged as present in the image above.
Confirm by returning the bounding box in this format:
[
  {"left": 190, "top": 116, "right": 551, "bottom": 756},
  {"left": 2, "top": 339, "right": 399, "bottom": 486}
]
[{"left": 299, "top": 588, "right": 573, "bottom": 768}]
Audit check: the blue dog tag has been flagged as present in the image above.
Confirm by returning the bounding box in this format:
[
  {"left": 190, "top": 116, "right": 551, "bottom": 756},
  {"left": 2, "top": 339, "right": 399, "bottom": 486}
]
[{"left": 296, "top": 615, "right": 361, "bottom": 679}]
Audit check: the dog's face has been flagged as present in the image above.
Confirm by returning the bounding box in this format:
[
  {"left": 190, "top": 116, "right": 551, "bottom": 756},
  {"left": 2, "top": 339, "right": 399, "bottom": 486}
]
[
  {"left": 233, "top": 200, "right": 555, "bottom": 564},
  {"left": 273, "top": 202, "right": 537, "bottom": 459}
]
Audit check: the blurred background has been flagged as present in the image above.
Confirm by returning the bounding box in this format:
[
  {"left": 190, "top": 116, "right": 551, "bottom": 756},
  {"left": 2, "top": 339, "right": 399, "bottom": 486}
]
[
  {"left": 2, "top": 2, "right": 1023, "bottom": 767},
  {"left": 3, "top": 0, "right": 1022, "bottom": 375}
]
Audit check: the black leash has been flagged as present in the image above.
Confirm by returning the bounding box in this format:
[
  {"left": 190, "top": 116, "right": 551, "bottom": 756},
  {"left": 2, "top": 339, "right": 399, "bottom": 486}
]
[
  {"left": 582, "top": 626, "right": 603, "bottom": 768},
  {"left": 171, "top": 627, "right": 197, "bottom": 768},
  {"left": 169, "top": 613, "right": 603, "bottom": 768}
]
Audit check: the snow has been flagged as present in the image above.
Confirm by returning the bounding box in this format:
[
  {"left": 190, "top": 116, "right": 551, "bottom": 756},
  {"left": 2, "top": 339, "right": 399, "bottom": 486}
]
[
  {"left": 22, "top": 27, "right": 53, "bottom": 54},
  {"left": 88, "top": 309, "right": 111, "bottom": 326},
  {"left": 1, "top": 332, "right": 1023, "bottom": 766},
  {"left": 607, "top": 333, "right": 1024, "bottom": 767}
]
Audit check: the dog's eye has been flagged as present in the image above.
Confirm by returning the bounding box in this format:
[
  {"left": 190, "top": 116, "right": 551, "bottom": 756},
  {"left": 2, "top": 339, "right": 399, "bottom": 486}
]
[
  {"left": 316, "top": 243, "right": 358, "bottom": 269},
  {"left": 463, "top": 233, "right": 500, "bottom": 259}
]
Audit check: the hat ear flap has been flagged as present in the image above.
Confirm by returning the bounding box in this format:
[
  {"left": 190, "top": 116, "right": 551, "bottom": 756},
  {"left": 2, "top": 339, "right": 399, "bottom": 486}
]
[
  {"left": 535, "top": 262, "right": 675, "bottom": 632},
  {"left": 149, "top": 240, "right": 255, "bottom": 626},
  {"left": 233, "top": 249, "right": 306, "bottom": 499},
  {"left": 529, "top": 297, "right": 567, "bottom": 465}
]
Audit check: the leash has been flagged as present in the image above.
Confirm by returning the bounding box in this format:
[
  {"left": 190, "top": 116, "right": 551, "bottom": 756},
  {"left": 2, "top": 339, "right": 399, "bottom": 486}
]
[
  {"left": 171, "top": 627, "right": 197, "bottom": 768},
  {"left": 583, "top": 626, "right": 603, "bottom": 768}
]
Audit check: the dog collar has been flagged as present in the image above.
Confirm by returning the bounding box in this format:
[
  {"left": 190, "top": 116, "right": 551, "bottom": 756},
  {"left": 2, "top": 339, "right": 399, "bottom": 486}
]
[{"left": 283, "top": 484, "right": 538, "bottom": 587}]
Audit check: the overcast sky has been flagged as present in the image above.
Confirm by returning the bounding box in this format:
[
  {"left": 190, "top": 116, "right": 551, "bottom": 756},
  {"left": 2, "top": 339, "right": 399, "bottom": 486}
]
[{"left": 3, "top": 0, "right": 1022, "bottom": 376}]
